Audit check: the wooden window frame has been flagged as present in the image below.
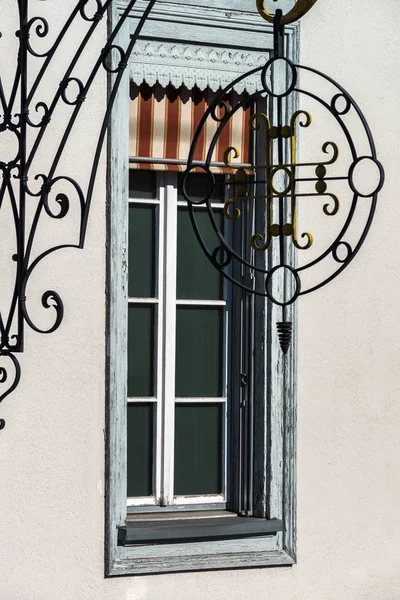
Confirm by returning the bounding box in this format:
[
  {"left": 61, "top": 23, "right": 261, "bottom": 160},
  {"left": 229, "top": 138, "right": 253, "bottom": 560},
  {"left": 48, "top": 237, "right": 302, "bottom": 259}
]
[
  {"left": 127, "top": 172, "right": 230, "bottom": 510},
  {"left": 106, "top": 0, "right": 299, "bottom": 576}
]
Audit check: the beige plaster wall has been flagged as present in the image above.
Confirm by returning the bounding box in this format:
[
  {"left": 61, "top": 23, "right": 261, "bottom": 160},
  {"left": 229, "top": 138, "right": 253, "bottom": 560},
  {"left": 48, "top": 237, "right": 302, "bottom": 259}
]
[{"left": 1, "top": 1, "right": 399, "bottom": 598}]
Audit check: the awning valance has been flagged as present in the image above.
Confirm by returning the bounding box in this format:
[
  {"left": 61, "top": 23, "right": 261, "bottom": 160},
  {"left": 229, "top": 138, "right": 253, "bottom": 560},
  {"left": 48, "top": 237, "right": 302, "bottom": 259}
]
[{"left": 129, "top": 83, "right": 252, "bottom": 174}]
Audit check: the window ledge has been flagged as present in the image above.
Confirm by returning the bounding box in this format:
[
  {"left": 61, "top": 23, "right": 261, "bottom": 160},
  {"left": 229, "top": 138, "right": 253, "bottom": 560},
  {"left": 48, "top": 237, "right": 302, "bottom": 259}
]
[{"left": 118, "top": 512, "right": 283, "bottom": 545}]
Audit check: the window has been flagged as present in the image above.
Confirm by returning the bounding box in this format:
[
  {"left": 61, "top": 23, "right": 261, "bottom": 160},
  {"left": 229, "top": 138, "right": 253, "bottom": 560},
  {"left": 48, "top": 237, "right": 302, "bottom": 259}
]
[
  {"left": 126, "top": 171, "right": 230, "bottom": 511},
  {"left": 106, "top": 0, "right": 297, "bottom": 576},
  {"left": 122, "top": 169, "right": 287, "bottom": 544}
]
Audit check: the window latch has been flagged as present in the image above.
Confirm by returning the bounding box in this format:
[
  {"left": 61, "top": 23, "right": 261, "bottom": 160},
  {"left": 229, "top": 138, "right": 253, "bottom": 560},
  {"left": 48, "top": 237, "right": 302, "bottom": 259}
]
[{"left": 241, "top": 372, "right": 247, "bottom": 386}]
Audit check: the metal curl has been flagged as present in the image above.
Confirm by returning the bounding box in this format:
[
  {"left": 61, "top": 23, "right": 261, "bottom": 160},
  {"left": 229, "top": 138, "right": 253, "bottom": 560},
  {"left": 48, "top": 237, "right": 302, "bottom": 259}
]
[
  {"left": 24, "top": 173, "right": 47, "bottom": 197},
  {"left": 224, "top": 196, "right": 241, "bottom": 220},
  {"left": 10, "top": 112, "right": 22, "bottom": 128},
  {"left": 60, "top": 77, "right": 86, "bottom": 106},
  {"left": 25, "top": 102, "right": 50, "bottom": 127},
  {"left": 22, "top": 290, "right": 64, "bottom": 335},
  {"left": 26, "top": 17, "right": 51, "bottom": 58},
  {"left": 10, "top": 164, "right": 21, "bottom": 180},
  {"left": 249, "top": 112, "right": 270, "bottom": 132},
  {"left": 322, "top": 193, "right": 340, "bottom": 216},
  {"left": 45, "top": 193, "right": 69, "bottom": 219},
  {"left": 102, "top": 45, "right": 126, "bottom": 74},
  {"left": 223, "top": 146, "right": 240, "bottom": 168},
  {"left": 211, "top": 101, "right": 230, "bottom": 123},
  {"left": 0, "top": 353, "right": 21, "bottom": 420},
  {"left": 251, "top": 233, "right": 270, "bottom": 252},
  {"left": 43, "top": 175, "right": 85, "bottom": 220},
  {"left": 79, "top": 0, "right": 104, "bottom": 22},
  {"left": 290, "top": 109, "right": 312, "bottom": 131},
  {"left": 293, "top": 231, "right": 313, "bottom": 250},
  {"left": 321, "top": 141, "right": 339, "bottom": 165}
]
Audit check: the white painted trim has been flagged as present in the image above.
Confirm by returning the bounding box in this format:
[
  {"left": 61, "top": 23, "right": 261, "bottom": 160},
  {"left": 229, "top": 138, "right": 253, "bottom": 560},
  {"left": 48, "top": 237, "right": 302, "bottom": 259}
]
[
  {"left": 175, "top": 397, "right": 226, "bottom": 403},
  {"left": 177, "top": 201, "right": 225, "bottom": 209},
  {"left": 128, "top": 198, "right": 160, "bottom": 205},
  {"left": 174, "top": 494, "right": 225, "bottom": 505},
  {"left": 154, "top": 173, "right": 165, "bottom": 502},
  {"left": 127, "top": 297, "right": 158, "bottom": 303},
  {"left": 160, "top": 173, "right": 178, "bottom": 505},
  {"left": 175, "top": 299, "right": 226, "bottom": 306},
  {"left": 127, "top": 496, "right": 156, "bottom": 507},
  {"left": 127, "top": 397, "right": 157, "bottom": 403}
]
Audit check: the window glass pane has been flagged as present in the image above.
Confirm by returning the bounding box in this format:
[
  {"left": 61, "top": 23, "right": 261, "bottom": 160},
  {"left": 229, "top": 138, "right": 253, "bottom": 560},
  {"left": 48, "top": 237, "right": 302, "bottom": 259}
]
[
  {"left": 174, "top": 403, "right": 222, "bottom": 495},
  {"left": 129, "top": 170, "right": 157, "bottom": 199},
  {"left": 177, "top": 209, "right": 222, "bottom": 300},
  {"left": 175, "top": 307, "right": 222, "bottom": 397},
  {"left": 127, "top": 403, "right": 154, "bottom": 497},
  {"left": 177, "top": 173, "right": 225, "bottom": 203},
  {"left": 127, "top": 305, "right": 155, "bottom": 397},
  {"left": 128, "top": 205, "right": 156, "bottom": 298}
]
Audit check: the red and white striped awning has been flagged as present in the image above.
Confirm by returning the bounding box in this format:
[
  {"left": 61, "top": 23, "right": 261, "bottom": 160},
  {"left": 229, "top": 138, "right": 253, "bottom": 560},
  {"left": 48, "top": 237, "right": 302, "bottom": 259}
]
[{"left": 129, "top": 83, "right": 252, "bottom": 173}]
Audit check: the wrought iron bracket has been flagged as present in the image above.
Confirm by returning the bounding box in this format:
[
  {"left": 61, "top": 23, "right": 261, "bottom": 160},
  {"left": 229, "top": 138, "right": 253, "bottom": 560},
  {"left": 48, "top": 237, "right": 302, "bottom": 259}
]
[
  {"left": 183, "top": 4, "right": 384, "bottom": 355},
  {"left": 0, "top": 0, "right": 157, "bottom": 429},
  {"left": 0, "top": 0, "right": 385, "bottom": 426}
]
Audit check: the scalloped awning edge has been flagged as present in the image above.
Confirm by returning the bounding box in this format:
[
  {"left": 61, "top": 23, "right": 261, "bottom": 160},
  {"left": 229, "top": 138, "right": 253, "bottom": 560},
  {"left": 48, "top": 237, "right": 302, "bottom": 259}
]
[{"left": 130, "top": 41, "right": 270, "bottom": 94}]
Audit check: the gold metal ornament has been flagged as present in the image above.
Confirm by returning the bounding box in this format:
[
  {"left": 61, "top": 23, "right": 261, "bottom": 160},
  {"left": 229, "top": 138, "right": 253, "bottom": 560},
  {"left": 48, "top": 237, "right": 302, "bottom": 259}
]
[
  {"left": 256, "top": 0, "right": 319, "bottom": 25},
  {"left": 223, "top": 110, "right": 340, "bottom": 251}
]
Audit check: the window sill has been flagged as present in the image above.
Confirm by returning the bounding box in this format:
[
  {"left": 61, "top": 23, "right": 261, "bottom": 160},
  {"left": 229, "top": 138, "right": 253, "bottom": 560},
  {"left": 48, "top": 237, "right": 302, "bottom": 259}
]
[{"left": 118, "top": 511, "right": 283, "bottom": 545}]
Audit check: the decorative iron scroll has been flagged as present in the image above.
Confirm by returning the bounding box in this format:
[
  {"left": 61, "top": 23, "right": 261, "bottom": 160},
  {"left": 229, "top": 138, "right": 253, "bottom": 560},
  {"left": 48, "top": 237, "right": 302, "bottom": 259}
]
[
  {"left": 0, "top": 0, "right": 156, "bottom": 428},
  {"left": 183, "top": 7, "right": 384, "bottom": 354}
]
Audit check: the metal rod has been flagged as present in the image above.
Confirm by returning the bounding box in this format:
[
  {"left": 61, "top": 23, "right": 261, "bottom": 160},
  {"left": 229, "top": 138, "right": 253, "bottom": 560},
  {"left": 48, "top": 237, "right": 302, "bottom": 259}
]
[{"left": 129, "top": 156, "right": 253, "bottom": 169}]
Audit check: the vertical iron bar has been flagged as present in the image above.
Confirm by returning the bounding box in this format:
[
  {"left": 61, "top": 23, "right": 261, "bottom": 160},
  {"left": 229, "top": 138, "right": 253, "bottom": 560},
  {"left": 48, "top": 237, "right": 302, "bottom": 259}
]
[
  {"left": 17, "top": 0, "right": 28, "bottom": 352},
  {"left": 274, "top": 10, "right": 286, "bottom": 270}
]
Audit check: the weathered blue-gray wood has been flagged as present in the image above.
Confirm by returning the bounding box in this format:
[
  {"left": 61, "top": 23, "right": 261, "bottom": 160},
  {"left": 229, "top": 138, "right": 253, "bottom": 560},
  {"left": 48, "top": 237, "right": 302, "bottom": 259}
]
[
  {"left": 119, "top": 516, "right": 283, "bottom": 545},
  {"left": 106, "top": 0, "right": 299, "bottom": 577},
  {"left": 105, "top": 3, "right": 131, "bottom": 578}
]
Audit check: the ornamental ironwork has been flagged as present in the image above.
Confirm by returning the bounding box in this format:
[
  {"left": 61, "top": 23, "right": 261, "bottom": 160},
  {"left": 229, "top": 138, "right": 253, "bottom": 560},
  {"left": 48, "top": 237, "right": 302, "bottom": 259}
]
[
  {"left": 0, "top": 0, "right": 156, "bottom": 429},
  {"left": 183, "top": 0, "right": 384, "bottom": 354},
  {"left": 0, "top": 0, "right": 385, "bottom": 428}
]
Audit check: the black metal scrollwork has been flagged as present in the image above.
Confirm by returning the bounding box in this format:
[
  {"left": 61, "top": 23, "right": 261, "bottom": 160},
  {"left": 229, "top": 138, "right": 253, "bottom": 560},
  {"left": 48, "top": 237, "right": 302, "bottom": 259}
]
[
  {"left": 183, "top": 9, "right": 384, "bottom": 354},
  {"left": 25, "top": 17, "right": 50, "bottom": 57},
  {"left": 0, "top": 0, "right": 157, "bottom": 428}
]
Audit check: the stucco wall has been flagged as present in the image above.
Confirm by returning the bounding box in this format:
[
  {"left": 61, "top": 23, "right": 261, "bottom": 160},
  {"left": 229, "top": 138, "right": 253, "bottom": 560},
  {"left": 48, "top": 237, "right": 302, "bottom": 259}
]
[{"left": 1, "top": 1, "right": 400, "bottom": 598}]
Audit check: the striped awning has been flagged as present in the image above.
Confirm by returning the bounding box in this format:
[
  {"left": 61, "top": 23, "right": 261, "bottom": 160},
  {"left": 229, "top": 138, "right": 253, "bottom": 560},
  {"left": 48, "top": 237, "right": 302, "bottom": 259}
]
[{"left": 129, "top": 83, "right": 252, "bottom": 173}]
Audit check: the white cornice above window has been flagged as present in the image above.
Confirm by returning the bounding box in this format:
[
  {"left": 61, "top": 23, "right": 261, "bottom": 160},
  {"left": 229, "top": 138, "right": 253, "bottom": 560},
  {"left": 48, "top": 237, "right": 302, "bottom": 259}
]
[{"left": 130, "top": 41, "right": 269, "bottom": 94}]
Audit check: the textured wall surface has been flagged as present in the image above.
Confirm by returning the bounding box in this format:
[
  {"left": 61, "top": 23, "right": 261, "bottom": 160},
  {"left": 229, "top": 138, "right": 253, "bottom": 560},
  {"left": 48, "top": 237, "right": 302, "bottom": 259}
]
[{"left": 1, "top": 1, "right": 400, "bottom": 598}]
